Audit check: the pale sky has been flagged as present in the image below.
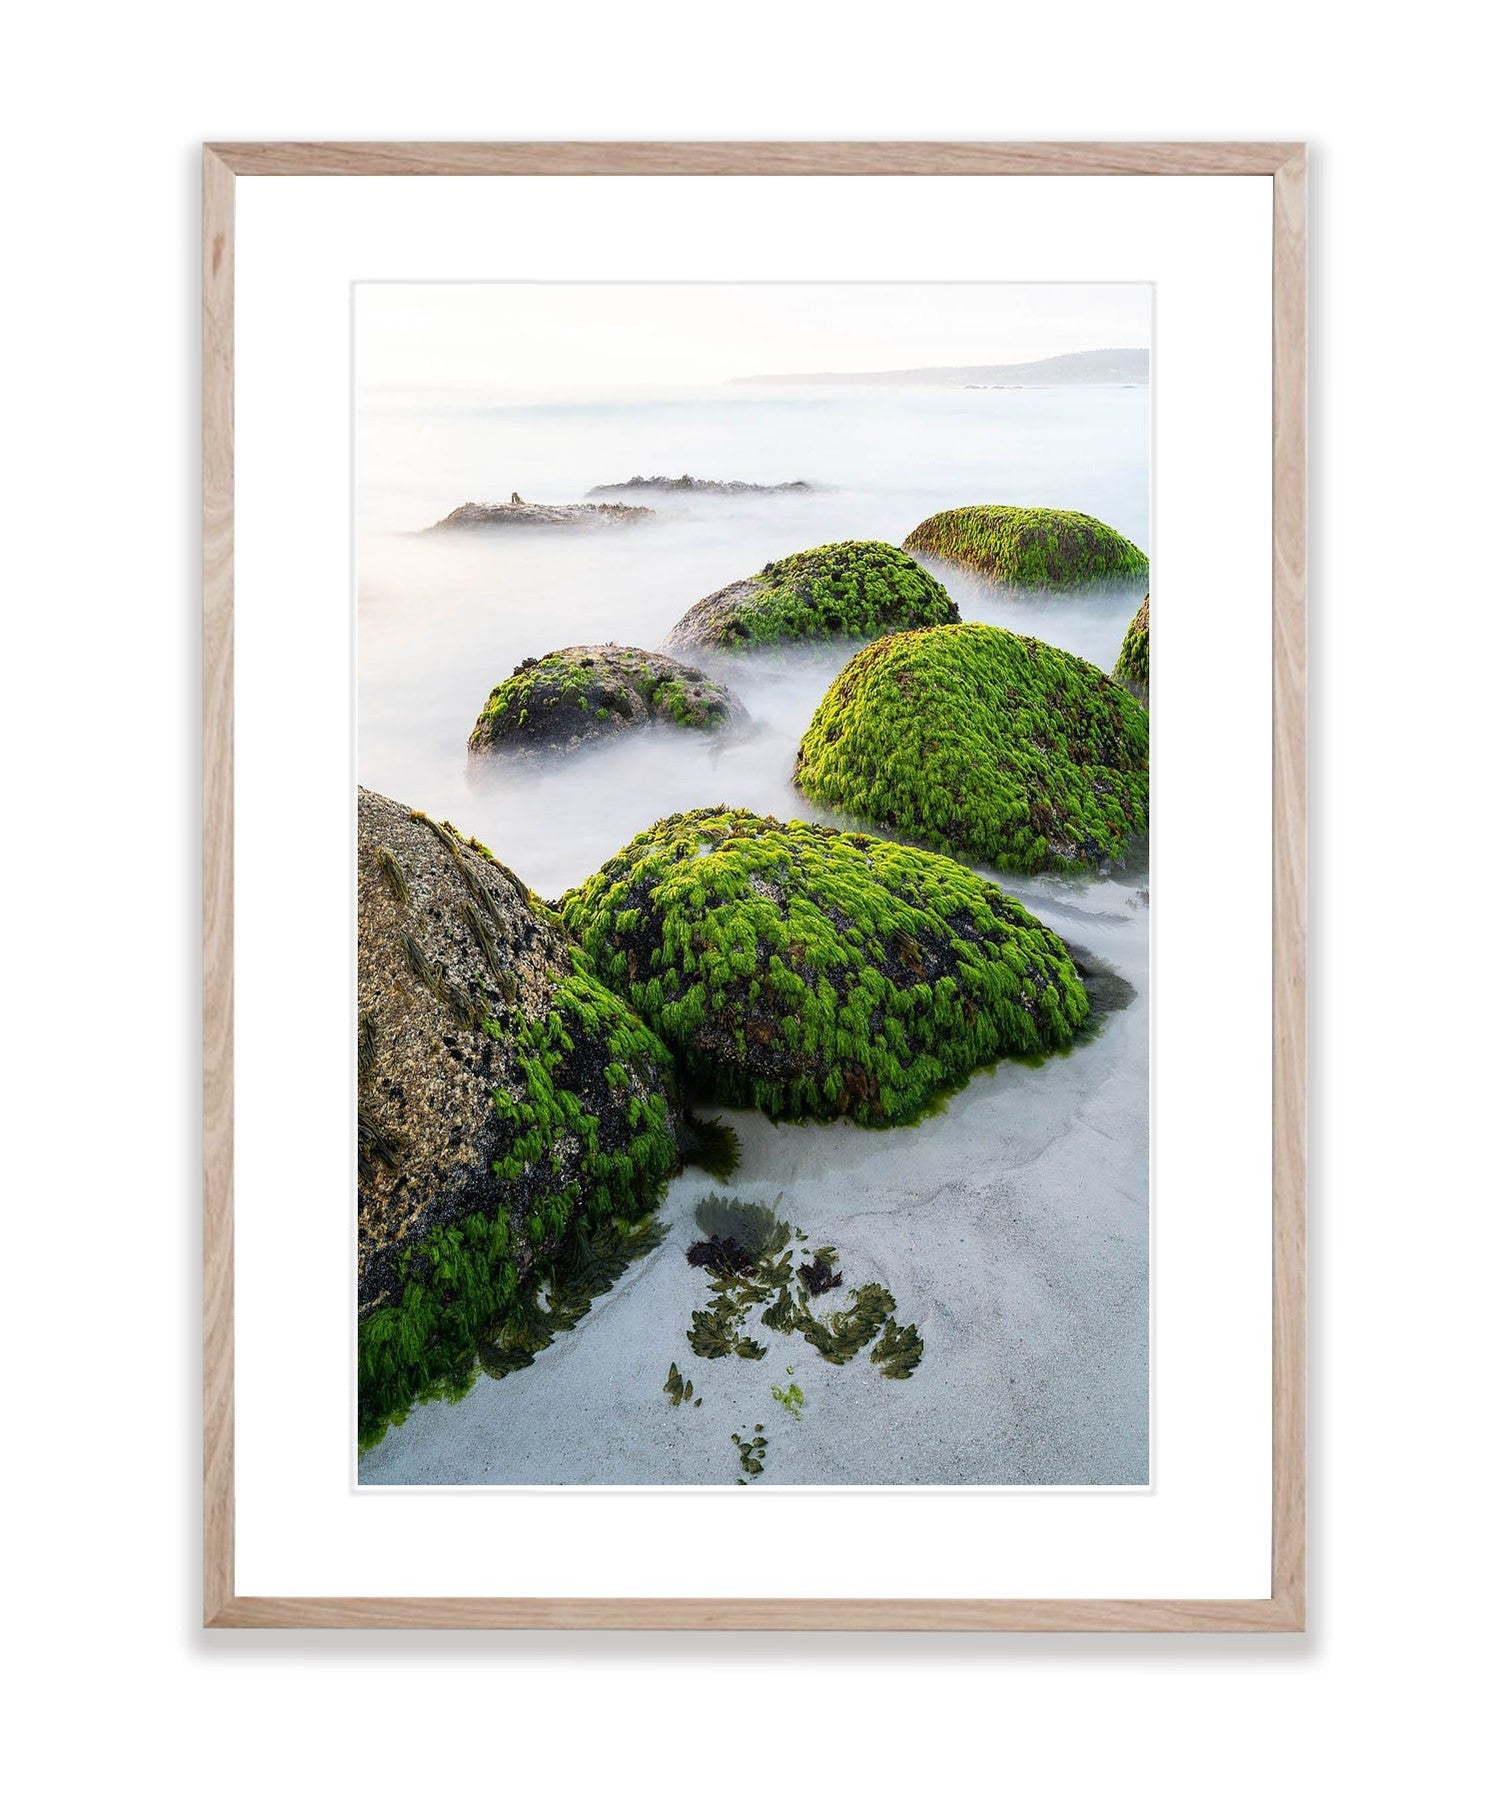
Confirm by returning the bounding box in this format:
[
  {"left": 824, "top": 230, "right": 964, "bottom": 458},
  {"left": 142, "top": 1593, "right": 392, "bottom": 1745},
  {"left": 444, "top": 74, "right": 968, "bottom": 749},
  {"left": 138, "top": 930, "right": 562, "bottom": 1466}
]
[{"left": 356, "top": 282, "right": 1149, "bottom": 395}]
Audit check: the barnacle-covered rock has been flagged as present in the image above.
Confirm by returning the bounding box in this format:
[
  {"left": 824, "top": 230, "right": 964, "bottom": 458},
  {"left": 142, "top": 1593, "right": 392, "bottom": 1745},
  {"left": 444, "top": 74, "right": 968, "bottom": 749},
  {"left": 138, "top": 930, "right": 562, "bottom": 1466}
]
[{"left": 356, "top": 787, "right": 678, "bottom": 1442}]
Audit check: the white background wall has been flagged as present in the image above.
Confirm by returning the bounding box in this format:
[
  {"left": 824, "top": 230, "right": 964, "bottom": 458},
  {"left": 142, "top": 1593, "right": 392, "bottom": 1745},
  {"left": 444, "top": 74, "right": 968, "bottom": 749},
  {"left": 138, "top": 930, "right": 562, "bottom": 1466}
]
[{"left": 3, "top": 5, "right": 1491, "bottom": 1792}]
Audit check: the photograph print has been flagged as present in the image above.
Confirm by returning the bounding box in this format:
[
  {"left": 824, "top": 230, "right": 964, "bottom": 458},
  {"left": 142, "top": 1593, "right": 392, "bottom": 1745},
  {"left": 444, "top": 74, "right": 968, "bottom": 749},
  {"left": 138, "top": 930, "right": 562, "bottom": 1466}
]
[{"left": 354, "top": 282, "right": 1151, "bottom": 1487}]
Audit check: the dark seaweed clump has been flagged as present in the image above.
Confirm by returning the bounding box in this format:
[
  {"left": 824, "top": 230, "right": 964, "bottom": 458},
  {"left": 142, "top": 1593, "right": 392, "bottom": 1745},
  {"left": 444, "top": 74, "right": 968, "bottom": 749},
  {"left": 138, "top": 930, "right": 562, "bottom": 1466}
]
[
  {"left": 686, "top": 1235, "right": 758, "bottom": 1279},
  {"left": 667, "top": 1194, "right": 926, "bottom": 1480},
  {"left": 682, "top": 1194, "right": 922, "bottom": 1378},
  {"left": 798, "top": 1255, "right": 843, "bottom": 1296},
  {"left": 678, "top": 1111, "right": 742, "bottom": 1180}
]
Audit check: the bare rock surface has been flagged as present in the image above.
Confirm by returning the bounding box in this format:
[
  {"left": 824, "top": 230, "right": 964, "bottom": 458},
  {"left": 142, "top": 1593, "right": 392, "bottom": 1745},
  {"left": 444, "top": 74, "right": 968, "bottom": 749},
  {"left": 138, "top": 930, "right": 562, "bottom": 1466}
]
[
  {"left": 427, "top": 496, "right": 652, "bottom": 531},
  {"left": 586, "top": 473, "right": 813, "bottom": 497}
]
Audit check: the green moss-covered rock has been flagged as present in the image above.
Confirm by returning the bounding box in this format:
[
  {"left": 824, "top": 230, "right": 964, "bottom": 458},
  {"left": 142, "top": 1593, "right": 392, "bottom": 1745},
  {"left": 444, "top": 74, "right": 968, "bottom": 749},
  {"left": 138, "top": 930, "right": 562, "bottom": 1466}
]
[
  {"left": 468, "top": 645, "right": 746, "bottom": 759},
  {"left": 560, "top": 807, "right": 1088, "bottom": 1127},
  {"left": 794, "top": 623, "right": 1149, "bottom": 875},
  {"left": 659, "top": 540, "right": 958, "bottom": 655},
  {"left": 1114, "top": 595, "right": 1149, "bottom": 705},
  {"left": 356, "top": 787, "right": 679, "bottom": 1444},
  {"left": 903, "top": 505, "right": 1148, "bottom": 594}
]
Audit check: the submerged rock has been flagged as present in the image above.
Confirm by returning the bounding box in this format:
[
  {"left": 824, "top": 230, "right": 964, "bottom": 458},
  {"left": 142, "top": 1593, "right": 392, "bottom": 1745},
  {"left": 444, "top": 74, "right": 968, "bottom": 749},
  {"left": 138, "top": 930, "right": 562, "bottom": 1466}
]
[
  {"left": 587, "top": 474, "right": 814, "bottom": 497},
  {"left": 903, "top": 505, "right": 1148, "bottom": 594},
  {"left": 427, "top": 496, "right": 652, "bottom": 530},
  {"left": 794, "top": 622, "right": 1149, "bottom": 875},
  {"left": 468, "top": 645, "right": 747, "bottom": 759},
  {"left": 1114, "top": 594, "right": 1150, "bottom": 705},
  {"left": 356, "top": 787, "right": 679, "bottom": 1440},
  {"left": 660, "top": 540, "right": 957, "bottom": 655},
  {"left": 560, "top": 807, "right": 1089, "bottom": 1127}
]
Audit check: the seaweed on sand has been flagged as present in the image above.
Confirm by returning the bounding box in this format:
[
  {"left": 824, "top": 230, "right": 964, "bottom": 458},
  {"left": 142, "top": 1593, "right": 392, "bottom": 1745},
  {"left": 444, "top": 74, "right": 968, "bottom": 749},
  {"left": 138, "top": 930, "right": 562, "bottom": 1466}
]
[
  {"left": 682, "top": 1194, "right": 923, "bottom": 1380},
  {"left": 473, "top": 1214, "right": 667, "bottom": 1382},
  {"left": 686, "top": 1236, "right": 758, "bottom": 1279},
  {"left": 678, "top": 1111, "right": 742, "bottom": 1180},
  {"left": 663, "top": 1362, "right": 699, "bottom": 1407},
  {"left": 797, "top": 1253, "right": 843, "bottom": 1296},
  {"left": 732, "top": 1428, "right": 769, "bottom": 1480},
  {"left": 671, "top": 1194, "right": 927, "bottom": 1480}
]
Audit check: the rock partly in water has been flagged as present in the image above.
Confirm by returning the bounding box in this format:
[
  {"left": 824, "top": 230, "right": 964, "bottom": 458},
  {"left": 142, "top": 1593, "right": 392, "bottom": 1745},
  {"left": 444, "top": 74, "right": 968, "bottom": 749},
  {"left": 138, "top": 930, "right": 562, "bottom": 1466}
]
[
  {"left": 357, "top": 787, "right": 679, "bottom": 1442},
  {"left": 660, "top": 540, "right": 958, "bottom": 655},
  {"left": 586, "top": 474, "right": 814, "bottom": 497},
  {"left": 1114, "top": 594, "right": 1150, "bottom": 705},
  {"left": 427, "top": 496, "right": 653, "bottom": 531},
  {"left": 560, "top": 807, "right": 1089, "bottom": 1127},
  {"left": 794, "top": 622, "right": 1149, "bottom": 875},
  {"left": 468, "top": 645, "right": 747, "bottom": 760},
  {"left": 903, "top": 505, "right": 1148, "bottom": 594}
]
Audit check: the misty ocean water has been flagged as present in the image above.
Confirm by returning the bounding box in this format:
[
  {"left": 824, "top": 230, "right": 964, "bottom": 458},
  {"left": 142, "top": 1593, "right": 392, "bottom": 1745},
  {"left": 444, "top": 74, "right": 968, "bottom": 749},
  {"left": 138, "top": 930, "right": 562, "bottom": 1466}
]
[{"left": 357, "top": 380, "right": 1152, "bottom": 1484}]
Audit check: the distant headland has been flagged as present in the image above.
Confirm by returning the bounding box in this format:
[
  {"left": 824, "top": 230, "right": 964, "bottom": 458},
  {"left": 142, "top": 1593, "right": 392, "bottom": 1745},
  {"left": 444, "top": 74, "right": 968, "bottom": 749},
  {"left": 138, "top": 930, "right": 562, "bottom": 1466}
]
[{"left": 728, "top": 346, "right": 1149, "bottom": 389}]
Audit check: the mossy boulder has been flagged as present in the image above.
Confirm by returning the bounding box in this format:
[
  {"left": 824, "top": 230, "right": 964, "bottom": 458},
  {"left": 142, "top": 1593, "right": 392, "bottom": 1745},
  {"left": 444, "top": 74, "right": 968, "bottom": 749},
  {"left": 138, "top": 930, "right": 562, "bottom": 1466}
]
[
  {"left": 559, "top": 807, "right": 1089, "bottom": 1127},
  {"left": 903, "top": 505, "right": 1148, "bottom": 594},
  {"left": 793, "top": 623, "right": 1149, "bottom": 875},
  {"left": 659, "top": 540, "right": 958, "bottom": 655},
  {"left": 357, "top": 787, "right": 679, "bottom": 1441},
  {"left": 1114, "top": 595, "right": 1149, "bottom": 705},
  {"left": 468, "top": 645, "right": 746, "bottom": 759}
]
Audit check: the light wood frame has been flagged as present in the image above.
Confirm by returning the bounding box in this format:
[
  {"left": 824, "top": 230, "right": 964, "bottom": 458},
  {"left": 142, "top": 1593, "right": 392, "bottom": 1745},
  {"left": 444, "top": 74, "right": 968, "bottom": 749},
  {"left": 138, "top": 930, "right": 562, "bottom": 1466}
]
[{"left": 203, "top": 140, "right": 1306, "bottom": 1631}]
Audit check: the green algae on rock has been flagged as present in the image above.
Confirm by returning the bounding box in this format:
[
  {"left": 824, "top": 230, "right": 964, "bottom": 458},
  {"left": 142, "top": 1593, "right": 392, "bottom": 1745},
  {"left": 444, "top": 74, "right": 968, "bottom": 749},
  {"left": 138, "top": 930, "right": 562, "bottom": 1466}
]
[
  {"left": 356, "top": 787, "right": 680, "bottom": 1446},
  {"left": 559, "top": 807, "right": 1089, "bottom": 1126},
  {"left": 468, "top": 644, "right": 746, "bottom": 760},
  {"left": 659, "top": 540, "right": 958, "bottom": 656},
  {"left": 1114, "top": 594, "right": 1150, "bottom": 705},
  {"left": 903, "top": 505, "right": 1148, "bottom": 594},
  {"left": 793, "top": 622, "right": 1149, "bottom": 875}
]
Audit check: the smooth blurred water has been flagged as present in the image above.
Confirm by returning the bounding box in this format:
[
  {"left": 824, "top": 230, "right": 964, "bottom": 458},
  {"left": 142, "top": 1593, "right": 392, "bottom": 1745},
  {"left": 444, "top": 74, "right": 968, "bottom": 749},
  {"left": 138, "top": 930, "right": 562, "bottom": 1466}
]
[
  {"left": 357, "top": 382, "right": 1149, "bottom": 898},
  {"left": 357, "top": 379, "right": 1153, "bottom": 1483}
]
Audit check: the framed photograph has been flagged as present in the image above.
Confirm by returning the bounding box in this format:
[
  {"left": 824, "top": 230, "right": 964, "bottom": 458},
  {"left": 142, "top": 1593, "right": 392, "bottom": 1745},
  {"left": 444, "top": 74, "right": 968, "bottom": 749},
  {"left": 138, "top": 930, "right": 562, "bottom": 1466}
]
[{"left": 204, "top": 141, "right": 1305, "bottom": 1629}]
